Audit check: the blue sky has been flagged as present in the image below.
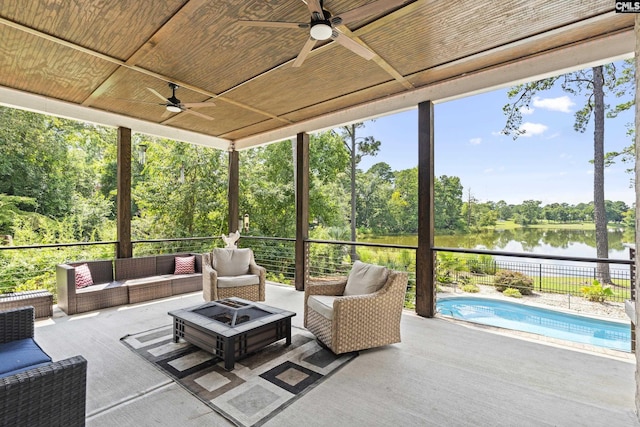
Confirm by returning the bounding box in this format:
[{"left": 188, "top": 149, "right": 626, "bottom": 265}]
[{"left": 358, "top": 73, "right": 635, "bottom": 207}]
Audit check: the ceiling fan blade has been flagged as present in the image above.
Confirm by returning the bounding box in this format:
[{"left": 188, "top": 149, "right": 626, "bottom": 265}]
[
  {"left": 160, "top": 109, "right": 173, "bottom": 119},
  {"left": 147, "top": 87, "right": 169, "bottom": 102},
  {"left": 333, "top": 0, "right": 410, "bottom": 25},
  {"left": 305, "top": 0, "right": 324, "bottom": 17},
  {"left": 332, "top": 30, "right": 375, "bottom": 60},
  {"left": 237, "top": 20, "right": 308, "bottom": 29},
  {"left": 292, "top": 37, "right": 317, "bottom": 68},
  {"left": 182, "top": 101, "right": 216, "bottom": 108},
  {"left": 183, "top": 108, "right": 215, "bottom": 121}
]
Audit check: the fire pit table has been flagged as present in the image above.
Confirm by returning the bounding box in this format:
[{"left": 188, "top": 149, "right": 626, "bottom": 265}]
[{"left": 168, "top": 297, "right": 296, "bottom": 371}]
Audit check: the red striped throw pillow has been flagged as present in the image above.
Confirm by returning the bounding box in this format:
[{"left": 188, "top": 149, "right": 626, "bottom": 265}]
[
  {"left": 74, "top": 263, "right": 94, "bottom": 289},
  {"left": 174, "top": 256, "right": 195, "bottom": 274}
]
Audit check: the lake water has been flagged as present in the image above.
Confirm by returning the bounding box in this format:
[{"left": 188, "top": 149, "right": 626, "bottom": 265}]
[{"left": 361, "top": 227, "right": 633, "bottom": 261}]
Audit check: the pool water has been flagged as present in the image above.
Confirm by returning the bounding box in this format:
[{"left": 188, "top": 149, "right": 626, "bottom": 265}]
[{"left": 437, "top": 296, "right": 631, "bottom": 352}]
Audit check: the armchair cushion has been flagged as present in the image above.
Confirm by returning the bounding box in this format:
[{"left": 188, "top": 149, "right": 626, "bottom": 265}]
[
  {"left": 0, "top": 338, "right": 52, "bottom": 377},
  {"left": 213, "top": 248, "right": 251, "bottom": 276},
  {"left": 307, "top": 295, "right": 337, "bottom": 320},
  {"left": 343, "top": 261, "right": 389, "bottom": 296},
  {"left": 217, "top": 274, "right": 260, "bottom": 288}
]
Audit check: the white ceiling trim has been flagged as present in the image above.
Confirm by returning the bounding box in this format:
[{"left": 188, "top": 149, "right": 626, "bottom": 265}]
[{"left": 0, "top": 85, "right": 231, "bottom": 150}]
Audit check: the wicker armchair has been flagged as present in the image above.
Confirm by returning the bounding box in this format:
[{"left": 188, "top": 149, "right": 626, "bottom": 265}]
[
  {"left": 304, "top": 261, "right": 408, "bottom": 354},
  {"left": 202, "top": 248, "right": 266, "bottom": 302},
  {"left": 0, "top": 306, "right": 87, "bottom": 427}
]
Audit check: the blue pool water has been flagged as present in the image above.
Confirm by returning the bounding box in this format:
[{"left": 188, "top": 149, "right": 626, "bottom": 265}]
[{"left": 437, "top": 296, "right": 631, "bottom": 352}]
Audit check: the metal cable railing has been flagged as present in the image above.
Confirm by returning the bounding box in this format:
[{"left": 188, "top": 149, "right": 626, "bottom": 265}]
[{"left": 0, "top": 237, "right": 633, "bottom": 308}]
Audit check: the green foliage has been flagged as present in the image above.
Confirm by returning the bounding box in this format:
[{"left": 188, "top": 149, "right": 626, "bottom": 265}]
[
  {"left": 502, "top": 288, "right": 522, "bottom": 298},
  {"left": 436, "top": 252, "right": 466, "bottom": 284},
  {"left": 580, "top": 279, "right": 614, "bottom": 302},
  {"left": 461, "top": 283, "right": 479, "bottom": 293},
  {"left": 434, "top": 175, "right": 464, "bottom": 231},
  {"left": 467, "top": 254, "right": 496, "bottom": 275},
  {"left": 494, "top": 270, "right": 533, "bottom": 295}
]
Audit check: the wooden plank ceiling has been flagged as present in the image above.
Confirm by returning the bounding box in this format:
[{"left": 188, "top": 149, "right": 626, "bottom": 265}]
[{"left": 0, "top": 0, "right": 634, "bottom": 150}]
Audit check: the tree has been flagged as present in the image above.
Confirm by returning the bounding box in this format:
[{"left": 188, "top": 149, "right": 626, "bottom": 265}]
[
  {"left": 135, "top": 139, "right": 227, "bottom": 238},
  {"left": 434, "top": 175, "right": 463, "bottom": 231},
  {"left": 518, "top": 200, "right": 542, "bottom": 226},
  {"left": 338, "top": 123, "right": 380, "bottom": 261},
  {"left": 389, "top": 168, "right": 418, "bottom": 233},
  {"left": 357, "top": 162, "right": 394, "bottom": 232},
  {"left": 502, "top": 63, "right": 634, "bottom": 284}
]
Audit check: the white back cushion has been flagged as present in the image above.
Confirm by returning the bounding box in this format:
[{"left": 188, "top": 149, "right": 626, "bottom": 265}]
[
  {"left": 212, "top": 248, "right": 251, "bottom": 276},
  {"left": 343, "top": 261, "right": 389, "bottom": 296}
]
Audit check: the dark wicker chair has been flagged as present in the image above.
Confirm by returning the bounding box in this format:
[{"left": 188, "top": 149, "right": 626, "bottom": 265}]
[{"left": 0, "top": 306, "right": 87, "bottom": 427}]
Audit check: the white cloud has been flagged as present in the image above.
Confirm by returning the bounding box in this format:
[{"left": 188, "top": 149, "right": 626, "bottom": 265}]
[
  {"left": 520, "top": 106, "right": 534, "bottom": 115},
  {"left": 483, "top": 168, "right": 494, "bottom": 173},
  {"left": 469, "top": 137, "right": 482, "bottom": 145},
  {"left": 532, "top": 96, "right": 575, "bottom": 113},
  {"left": 491, "top": 130, "right": 505, "bottom": 136},
  {"left": 518, "top": 122, "right": 548, "bottom": 137}
]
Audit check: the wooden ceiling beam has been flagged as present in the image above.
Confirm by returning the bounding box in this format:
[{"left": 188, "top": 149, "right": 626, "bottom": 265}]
[
  {"left": 0, "top": 13, "right": 291, "bottom": 125},
  {"left": 335, "top": 24, "right": 414, "bottom": 90}
]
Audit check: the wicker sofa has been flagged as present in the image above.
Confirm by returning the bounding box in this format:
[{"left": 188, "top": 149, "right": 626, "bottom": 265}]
[
  {"left": 304, "top": 261, "right": 408, "bottom": 354},
  {"left": 57, "top": 253, "right": 202, "bottom": 315},
  {"left": 0, "top": 306, "right": 87, "bottom": 426}
]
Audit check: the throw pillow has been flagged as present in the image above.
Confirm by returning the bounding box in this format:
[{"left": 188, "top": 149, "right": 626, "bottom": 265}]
[
  {"left": 212, "top": 248, "right": 251, "bottom": 276},
  {"left": 343, "top": 261, "right": 389, "bottom": 296},
  {"left": 174, "top": 255, "right": 196, "bottom": 274},
  {"left": 74, "top": 263, "right": 94, "bottom": 289}
]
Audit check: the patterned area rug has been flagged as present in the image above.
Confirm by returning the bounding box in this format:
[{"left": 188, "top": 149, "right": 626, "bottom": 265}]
[{"left": 121, "top": 325, "right": 357, "bottom": 427}]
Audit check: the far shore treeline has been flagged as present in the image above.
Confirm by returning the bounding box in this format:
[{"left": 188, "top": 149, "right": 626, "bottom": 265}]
[{"left": 0, "top": 106, "right": 635, "bottom": 248}]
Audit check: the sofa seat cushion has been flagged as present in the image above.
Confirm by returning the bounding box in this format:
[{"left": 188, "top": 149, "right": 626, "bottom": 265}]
[
  {"left": 307, "top": 295, "right": 337, "bottom": 320},
  {"left": 171, "top": 273, "right": 203, "bottom": 295},
  {"left": 0, "top": 338, "right": 52, "bottom": 378},
  {"left": 122, "top": 276, "right": 170, "bottom": 287},
  {"left": 217, "top": 274, "right": 259, "bottom": 288},
  {"left": 75, "top": 281, "right": 123, "bottom": 293}
]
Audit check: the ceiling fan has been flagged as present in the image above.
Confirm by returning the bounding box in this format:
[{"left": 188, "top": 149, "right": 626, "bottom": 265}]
[
  {"left": 146, "top": 82, "right": 215, "bottom": 120},
  {"left": 238, "top": 0, "right": 411, "bottom": 67}
]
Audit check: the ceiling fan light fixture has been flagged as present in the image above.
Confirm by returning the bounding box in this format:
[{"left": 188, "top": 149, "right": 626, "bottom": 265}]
[
  {"left": 166, "top": 105, "right": 182, "bottom": 113},
  {"left": 310, "top": 22, "right": 332, "bottom": 40}
]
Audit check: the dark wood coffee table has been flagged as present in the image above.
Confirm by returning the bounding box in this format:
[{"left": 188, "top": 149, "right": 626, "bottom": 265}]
[{"left": 168, "top": 297, "right": 296, "bottom": 371}]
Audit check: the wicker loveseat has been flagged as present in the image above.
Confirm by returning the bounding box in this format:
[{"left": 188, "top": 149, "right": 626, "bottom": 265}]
[
  {"left": 0, "top": 306, "right": 87, "bottom": 426},
  {"left": 304, "top": 261, "right": 408, "bottom": 354},
  {"left": 202, "top": 248, "right": 265, "bottom": 302},
  {"left": 57, "top": 253, "right": 202, "bottom": 315}
]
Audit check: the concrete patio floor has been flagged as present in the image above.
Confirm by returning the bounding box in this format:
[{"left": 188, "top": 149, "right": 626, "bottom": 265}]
[{"left": 33, "top": 283, "right": 639, "bottom": 426}]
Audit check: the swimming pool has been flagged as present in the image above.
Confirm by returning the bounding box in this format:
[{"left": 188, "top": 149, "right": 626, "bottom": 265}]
[{"left": 436, "top": 296, "right": 631, "bottom": 352}]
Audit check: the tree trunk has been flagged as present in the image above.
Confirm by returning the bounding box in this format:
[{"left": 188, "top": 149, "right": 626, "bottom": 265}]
[
  {"left": 349, "top": 125, "right": 358, "bottom": 262},
  {"left": 592, "top": 66, "right": 612, "bottom": 284}
]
